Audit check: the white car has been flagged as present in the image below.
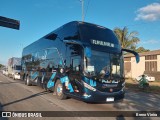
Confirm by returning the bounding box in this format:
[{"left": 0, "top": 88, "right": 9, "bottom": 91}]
[
  {"left": 2, "top": 68, "right": 8, "bottom": 76},
  {"left": 136, "top": 74, "right": 155, "bottom": 82}
]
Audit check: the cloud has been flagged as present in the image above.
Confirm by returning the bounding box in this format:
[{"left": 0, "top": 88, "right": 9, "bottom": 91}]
[
  {"left": 135, "top": 3, "right": 160, "bottom": 21},
  {"left": 141, "top": 39, "right": 159, "bottom": 44}
]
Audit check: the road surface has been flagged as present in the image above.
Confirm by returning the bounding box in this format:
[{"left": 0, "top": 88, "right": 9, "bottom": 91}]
[{"left": 0, "top": 73, "right": 159, "bottom": 120}]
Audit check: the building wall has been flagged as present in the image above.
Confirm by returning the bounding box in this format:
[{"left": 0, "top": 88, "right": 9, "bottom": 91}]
[
  {"left": 130, "top": 56, "right": 145, "bottom": 78},
  {"left": 124, "top": 57, "right": 131, "bottom": 78},
  {"left": 124, "top": 54, "right": 160, "bottom": 81},
  {"left": 144, "top": 55, "right": 160, "bottom": 81},
  {"left": 157, "top": 55, "right": 160, "bottom": 71}
]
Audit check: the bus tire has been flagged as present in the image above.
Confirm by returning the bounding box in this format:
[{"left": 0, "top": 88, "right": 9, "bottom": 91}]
[
  {"left": 43, "top": 82, "right": 48, "bottom": 91},
  {"left": 26, "top": 76, "right": 32, "bottom": 86},
  {"left": 24, "top": 75, "right": 27, "bottom": 85},
  {"left": 55, "top": 80, "right": 67, "bottom": 100}
]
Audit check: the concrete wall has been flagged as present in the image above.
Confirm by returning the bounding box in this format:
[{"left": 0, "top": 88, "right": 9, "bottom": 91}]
[
  {"left": 130, "top": 56, "right": 145, "bottom": 78},
  {"left": 125, "top": 54, "right": 160, "bottom": 80},
  {"left": 157, "top": 55, "right": 160, "bottom": 71}
]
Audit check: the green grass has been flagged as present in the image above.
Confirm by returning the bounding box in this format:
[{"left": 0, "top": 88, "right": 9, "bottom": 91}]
[{"left": 125, "top": 82, "right": 160, "bottom": 94}]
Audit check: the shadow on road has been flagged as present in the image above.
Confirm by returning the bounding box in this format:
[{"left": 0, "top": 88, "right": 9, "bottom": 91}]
[
  {"left": 114, "top": 90, "right": 160, "bottom": 111},
  {"left": 0, "top": 102, "right": 8, "bottom": 120},
  {"left": 116, "top": 115, "right": 125, "bottom": 120},
  {"left": 1, "top": 91, "right": 49, "bottom": 107},
  {"left": 0, "top": 82, "right": 21, "bottom": 85},
  {"left": 112, "top": 90, "right": 160, "bottom": 120}
]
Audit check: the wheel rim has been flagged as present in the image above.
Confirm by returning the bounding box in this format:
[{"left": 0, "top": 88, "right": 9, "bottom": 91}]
[
  {"left": 27, "top": 77, "right": 29, "bottom": 84},
  {"left": 57, "top": 84, "right": 63, "bottom": 96}
]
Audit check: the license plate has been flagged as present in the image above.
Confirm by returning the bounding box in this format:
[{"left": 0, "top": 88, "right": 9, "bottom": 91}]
[{"left": 106, "top": 97, "right": 114, "bottom": 102}]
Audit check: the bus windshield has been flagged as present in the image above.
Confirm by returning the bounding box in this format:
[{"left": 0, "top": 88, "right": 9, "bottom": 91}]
[
  {"left": 85, "top": 50, "right": 123, "bottom": 79},
  {"left": 15, "top": 65, "right": 22, "bottom": 70}
]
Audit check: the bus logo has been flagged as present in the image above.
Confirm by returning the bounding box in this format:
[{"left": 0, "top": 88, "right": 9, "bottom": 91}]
[{"left": 91, "top": 39, "right": 114, "bottom": 47}]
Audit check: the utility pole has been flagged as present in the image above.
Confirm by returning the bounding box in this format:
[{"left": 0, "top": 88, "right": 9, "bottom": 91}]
[{"left": 80, "top": 0, "right": 84, "bottom": 22}]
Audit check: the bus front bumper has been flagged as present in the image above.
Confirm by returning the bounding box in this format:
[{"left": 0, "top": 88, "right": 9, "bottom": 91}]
[{"left": 81, "top": 90, "right": 125, "bottom": 103}]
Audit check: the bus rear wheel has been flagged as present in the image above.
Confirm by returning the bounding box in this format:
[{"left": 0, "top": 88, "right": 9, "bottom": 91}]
[
  {"left": 26, "top": 76, "right": 32, "bottom": 86},
  {"left": 55, "top": 80, "right": 67, "bottom": 100}
]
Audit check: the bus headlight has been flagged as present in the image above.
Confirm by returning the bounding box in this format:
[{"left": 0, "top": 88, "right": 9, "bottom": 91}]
[{"left": 82, "top": 81, "right": 96, "bottom": 91}]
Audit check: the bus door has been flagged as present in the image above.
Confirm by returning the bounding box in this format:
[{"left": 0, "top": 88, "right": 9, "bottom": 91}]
[
  {"left": 45, "top": 48, "right": 61, "bottom": 90},
  {"left": 66, "top": 44, "right": 83, "bottom": 93}
]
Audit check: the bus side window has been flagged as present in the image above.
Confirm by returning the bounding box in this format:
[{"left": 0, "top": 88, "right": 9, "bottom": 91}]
[
  {"left": 65, "top": 44, "right": 82, "bottom": 73},
  {"left": 72, "top": 58, "right": 81, "bottom": 72},
  {"left": 46, "top": 48, "right": 61, "bottom": 70},
  {"left": 47, "top": 60, "right": 54, "bottom": 72},
  {"left": 38, "top": 50, "right": 46, "bottom": 61}
]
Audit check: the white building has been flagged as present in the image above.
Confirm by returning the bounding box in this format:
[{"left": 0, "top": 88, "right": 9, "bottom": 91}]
[{"left": 124, "top": 50, "right": 160, "bottom": 81}]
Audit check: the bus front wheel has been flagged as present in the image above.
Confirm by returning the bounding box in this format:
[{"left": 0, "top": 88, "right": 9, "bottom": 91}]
[
  {"left": 26, "top": 76, "right": 32, "bottom": 86},
  {"left": 55, "top": 80, "right": 67, "bottom": 100}
]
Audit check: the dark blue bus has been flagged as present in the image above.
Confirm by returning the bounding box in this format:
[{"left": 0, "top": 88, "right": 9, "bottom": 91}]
[{"left": 21, "top": 21, "right": 139, "bottom": 102}]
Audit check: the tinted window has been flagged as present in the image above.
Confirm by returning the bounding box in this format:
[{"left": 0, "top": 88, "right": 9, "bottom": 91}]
[
  {"left": 46, "top": 48, "right": 59, "bottom": 59},
  {"left": 32, "top": 52, "right": 38, "bottom": 61},
  {"left": 72, "top": 57, "right": 81, "bottom": 71},
  {"left": 65, "top": 44, "right": 83, "bottom": 72},
  {"left": 38, "top": 50, "right": 47, "bottom": 60},
  {"left": 55, "top": 22, "right": 79, "bottom": 40},
  {"left": 85, "top": 50, "right": 123, "bottom": 78},
  {"left": 79, "top": 23, "right": 121, "bottom": 52},
  {"left": 79, "top": 24, "right": 119, "bottom": 44}
]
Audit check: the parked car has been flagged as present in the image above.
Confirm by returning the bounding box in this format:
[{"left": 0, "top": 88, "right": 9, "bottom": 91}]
[
  {"left": 2, "top": 68, "right": 6, "bottom": 75},
  {"left": 136, "top": 74, "right": 155, "bottom": 82},
  {"left": 2, "top": 68, "right": 8, "bottom": 76}
]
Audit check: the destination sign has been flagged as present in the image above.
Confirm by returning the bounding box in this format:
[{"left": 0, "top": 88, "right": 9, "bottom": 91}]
[{"left": 91, "top": 39, "right": 114, "bottom": 47}]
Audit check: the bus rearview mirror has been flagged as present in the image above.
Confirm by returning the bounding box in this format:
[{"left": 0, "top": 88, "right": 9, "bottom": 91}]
[
  {"left": 122, "top": 48, "right": 140, "bottom": 63},
  {"left": 85, "top": 47, "right": 92, "bottom": 58}
]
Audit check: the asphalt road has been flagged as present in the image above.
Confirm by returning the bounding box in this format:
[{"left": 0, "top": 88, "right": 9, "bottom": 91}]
[{"left": 0, "top": 73, "right": 159, "bottom": 120}]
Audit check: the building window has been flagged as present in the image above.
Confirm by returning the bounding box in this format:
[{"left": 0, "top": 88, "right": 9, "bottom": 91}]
[
  {"left": 145, "top": 61, "right": 157, "bottom": 72},
  {"left": 145, "top": 55, "right": 157, "bottom": 60}
]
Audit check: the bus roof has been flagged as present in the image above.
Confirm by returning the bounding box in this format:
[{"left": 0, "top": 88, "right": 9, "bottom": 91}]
[{"left": 23, "top": 21, "right": 121, "bottom": 55}]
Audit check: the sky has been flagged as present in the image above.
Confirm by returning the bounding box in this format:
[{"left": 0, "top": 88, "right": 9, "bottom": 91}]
[{"left": 0, "top": 0, "right": 160, "bottom": 65}]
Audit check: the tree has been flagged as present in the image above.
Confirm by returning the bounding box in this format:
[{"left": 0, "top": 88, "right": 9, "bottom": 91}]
[
  {"left": 136, "top": 47, "right": 150, "bottom": 53},
  {"left": 0, "top": 64, "right": 4, "bottom": 68},
  {"left": 114, "top": 27, "right": 140, "bottom": 50},
  {"left": 114, "top": 27, "right": 150, "bottom": 53}
]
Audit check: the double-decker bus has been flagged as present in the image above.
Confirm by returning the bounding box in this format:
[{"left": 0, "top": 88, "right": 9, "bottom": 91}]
[{"left": 21, "top": 21, "right": 139, "bottom": 102}]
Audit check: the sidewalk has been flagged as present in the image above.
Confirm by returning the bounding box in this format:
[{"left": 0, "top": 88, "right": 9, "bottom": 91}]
[{"left": 124, "top": 89, "right": 160, "bottom": 111}]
